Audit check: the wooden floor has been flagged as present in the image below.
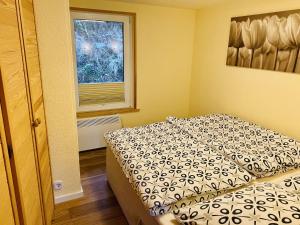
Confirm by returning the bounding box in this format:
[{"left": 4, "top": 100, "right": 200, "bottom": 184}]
[{"left": 52, "top": 149, "right": 129, "bottom": 225}]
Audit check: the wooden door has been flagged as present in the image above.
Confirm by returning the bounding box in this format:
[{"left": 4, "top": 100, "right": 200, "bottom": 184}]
[
  {"left": 0, "top": 143, "right": 15, "bottom": 225},
  {"left": 17, "top": 0, "right": 54, "bottom": 224},
  {"left": 0, "top": 104, "right": 19, "bottom": 225},
  {"left": 0, "top": 0, "right": 43, "bottom": 224},
  {"left": 0, "top": 111, "right": 15, "bottom": 225}
]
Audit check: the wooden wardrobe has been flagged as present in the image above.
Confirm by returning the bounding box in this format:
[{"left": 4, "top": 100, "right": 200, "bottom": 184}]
[{"left": 0, "top": 0, "right": 54, "bottom": 225}]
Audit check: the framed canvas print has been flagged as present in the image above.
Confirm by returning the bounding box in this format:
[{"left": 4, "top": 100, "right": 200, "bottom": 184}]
[{"left": 226, "top": 9, "right": 300, "bottom": 74}]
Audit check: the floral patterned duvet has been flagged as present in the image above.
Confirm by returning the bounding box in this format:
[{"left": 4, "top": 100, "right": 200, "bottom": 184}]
[
  {"left": 174, "top": 182, "right": 300, "bottom": 225},
  {"left": 105, "top": 114, "right": 300, "bottom": 218},
  {"left": 105, "top": 121, "right": 253, "bottom": 216},
  {"left": 167, "top": 114, "right": 300, "bottom": 178}
]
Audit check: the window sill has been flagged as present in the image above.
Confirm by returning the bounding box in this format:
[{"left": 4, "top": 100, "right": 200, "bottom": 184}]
[{"left": 77, "top": 108, "right": 140, "bottom": 119}]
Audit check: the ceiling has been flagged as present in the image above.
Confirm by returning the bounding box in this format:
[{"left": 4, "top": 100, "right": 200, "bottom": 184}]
[{"left": 107, "top": 0, "right": 226, "bottom": 9}]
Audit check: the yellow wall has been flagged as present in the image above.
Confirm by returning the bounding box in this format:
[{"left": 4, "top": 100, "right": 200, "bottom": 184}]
[
  {"left": 190, "top": 0, "right": 300, "bottom": 140},
  {"left": 34, "top": 0, "right": 195, "bottom": 199},
  {"left": 34, "top": 0, "right": 82, "bottom": 199},
  {"left": 34, "top": 0, "right": 300, "bottom": 201},
  {"left": 70, "top": 0, "right": 196, "bottom": 127}
]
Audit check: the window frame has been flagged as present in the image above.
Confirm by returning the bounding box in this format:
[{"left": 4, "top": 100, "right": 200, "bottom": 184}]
[{"left": 70, "top": 8, "right": 137, "bottom": 118}]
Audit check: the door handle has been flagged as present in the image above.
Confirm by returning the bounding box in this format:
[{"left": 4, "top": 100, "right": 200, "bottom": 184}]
[{"left": 32, "top": 118, "right": 41, "bottom": 128}]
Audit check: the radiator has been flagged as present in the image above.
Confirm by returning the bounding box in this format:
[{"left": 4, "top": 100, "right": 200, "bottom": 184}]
[{"left": 77, "top": 115, "right": 122, "bottom": 151}]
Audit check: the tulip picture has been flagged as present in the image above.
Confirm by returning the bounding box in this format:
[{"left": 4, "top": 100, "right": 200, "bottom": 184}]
[
  {"left": 227, "top": 21, "right": 244, "bottom": 65},
  {"left": 226, "top": 9, "right": 300, "bottom": 74}
]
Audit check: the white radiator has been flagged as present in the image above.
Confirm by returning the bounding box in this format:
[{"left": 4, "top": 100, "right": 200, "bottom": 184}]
[{"left": 77, "top": 115, "right": 122, "bottom": 152}]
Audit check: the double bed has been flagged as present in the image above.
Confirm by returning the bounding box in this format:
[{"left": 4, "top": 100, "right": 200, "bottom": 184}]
[{"left": 105, "top": 114, "right": 300, "bottom": 225}]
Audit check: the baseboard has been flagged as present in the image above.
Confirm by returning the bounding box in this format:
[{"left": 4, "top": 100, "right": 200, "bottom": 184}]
[{"left": 54, "top": 186, "right": 84, "bottom": 204}]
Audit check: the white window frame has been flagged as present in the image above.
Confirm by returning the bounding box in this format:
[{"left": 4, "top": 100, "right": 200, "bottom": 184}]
[{"left": 70, "top": 10, "right": 135, "bottom": 113}]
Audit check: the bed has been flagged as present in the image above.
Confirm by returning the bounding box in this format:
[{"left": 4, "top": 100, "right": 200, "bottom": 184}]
[
  {"left": 105, "top": 114, "right": 300, "bottom": 225},
  {"left": 106, "top": 147, "right": 300, "bottom": 225}
]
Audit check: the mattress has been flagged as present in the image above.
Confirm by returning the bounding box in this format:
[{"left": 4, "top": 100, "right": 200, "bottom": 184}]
[
  {"left": 105, "top": 121, "right": 253, "bottom": 216},
  {"left": 167, "top": 114, "right": 300, "bottom": 178}
]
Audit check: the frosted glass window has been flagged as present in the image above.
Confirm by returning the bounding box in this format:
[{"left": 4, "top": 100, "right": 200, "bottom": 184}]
[
  {"left": 74, "top": 20, "right": 124, "bottom": 84},
  {"left": 71, "top": 10, "right": 135, "bottom": 113}
]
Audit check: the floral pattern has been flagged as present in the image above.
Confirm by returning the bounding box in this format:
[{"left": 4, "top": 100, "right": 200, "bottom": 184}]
[
  {"left": 105, "top": 122, "right": 253, "bottom": 215},
  {"left": 105, "top": 114, "right": 300, "bottom": 218},
  {"left": 174, "top": 182, "right": 300, "bottom": 225},
  {"left": 278, "top": 175, "right": 300, "bottom": 195},
  {"left": 167, "top": 114, "right": 300, "bottom": 178}
]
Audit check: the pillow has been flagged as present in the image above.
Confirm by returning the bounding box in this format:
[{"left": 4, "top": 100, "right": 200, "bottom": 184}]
[{"left": 174, "top": 182, "right": 300, "bottom": 225}]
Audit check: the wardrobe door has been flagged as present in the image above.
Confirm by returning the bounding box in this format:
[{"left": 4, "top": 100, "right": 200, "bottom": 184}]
[
  {"left": 0, "top": 0, "right": 43, "bottom": 224},
  {"left": 0, "top": 125, "right": 15, "bottom": 225},
  {"left": 0, "top": 104, "right": 18, "bottom": 225},
  {"left": 17, "top": 0, "right": 54, "bottom": 224}
]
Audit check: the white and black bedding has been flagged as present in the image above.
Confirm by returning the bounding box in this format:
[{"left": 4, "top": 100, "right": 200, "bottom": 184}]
[
  {"left": 105, "top": 113, "right": 300, "bottom": 225},
  {"left": 174, "top": 182, "right": 300, "bottom": 225},
  {"left": 105, "top": 121, "right": 253, "bottom": 216},
  {"left": 167, "top": 114, "right": 300, "bottom": 178},
  {"left": 278, "top": 175, "right": 300, "bottom": 195}
]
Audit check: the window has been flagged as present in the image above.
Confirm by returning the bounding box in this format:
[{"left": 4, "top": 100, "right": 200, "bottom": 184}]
[{"left": 70, "top": 9, "right": 136, "bottom": 115}]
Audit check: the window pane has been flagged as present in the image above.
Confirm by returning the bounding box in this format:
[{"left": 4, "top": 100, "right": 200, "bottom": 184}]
[
  {"left": 74, "top": 19, "right": 124, "bottom": 83},
  {"left": 73, "top": 19, "right": 125, "bottom": 106}
]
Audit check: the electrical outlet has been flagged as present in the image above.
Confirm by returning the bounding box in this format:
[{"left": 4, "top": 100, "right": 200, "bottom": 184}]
[{"left": 53, "top": 180, "right": 63, "bottom": 191}]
